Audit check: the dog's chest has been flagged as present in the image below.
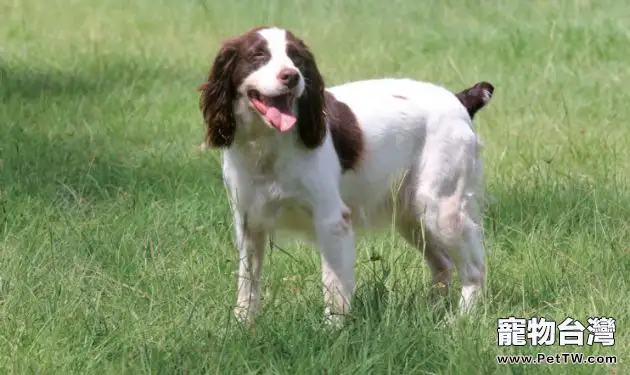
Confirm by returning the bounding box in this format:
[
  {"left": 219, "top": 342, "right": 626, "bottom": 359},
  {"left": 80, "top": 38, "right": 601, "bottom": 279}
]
[
  {"left": 244, "top": 177, "right": 313, "bottom": 233},
  {"left": 226, "top": 153, "right": 312, "bottom": 233}
]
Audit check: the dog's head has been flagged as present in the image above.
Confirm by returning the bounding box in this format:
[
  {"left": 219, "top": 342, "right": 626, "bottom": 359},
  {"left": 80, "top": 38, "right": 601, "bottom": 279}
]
[{"left": 198, "top": 27, "right": 326, "bottom": 149}]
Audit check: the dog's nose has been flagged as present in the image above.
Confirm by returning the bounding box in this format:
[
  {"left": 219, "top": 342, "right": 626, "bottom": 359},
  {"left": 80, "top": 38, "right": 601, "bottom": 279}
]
[{"left": 277, "top": 68, "right": 299, "bottom": 89}]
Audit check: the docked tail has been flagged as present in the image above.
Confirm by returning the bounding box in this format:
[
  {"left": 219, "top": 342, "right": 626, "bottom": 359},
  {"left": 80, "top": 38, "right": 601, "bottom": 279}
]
[{"left": 455, "top": 81, "right": 494, "bottom": 120}]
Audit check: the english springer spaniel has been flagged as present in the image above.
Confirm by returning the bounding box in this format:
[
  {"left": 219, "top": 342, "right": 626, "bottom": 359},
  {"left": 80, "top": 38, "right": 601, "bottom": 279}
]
[{"left": 198, "top": 26, "right": 495, "bottom": 326}]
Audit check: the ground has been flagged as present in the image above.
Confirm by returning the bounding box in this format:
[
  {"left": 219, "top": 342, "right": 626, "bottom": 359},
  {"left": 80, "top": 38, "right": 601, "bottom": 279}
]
[{"left": 0, "top": 0, "right": 628, "bottom": 374}]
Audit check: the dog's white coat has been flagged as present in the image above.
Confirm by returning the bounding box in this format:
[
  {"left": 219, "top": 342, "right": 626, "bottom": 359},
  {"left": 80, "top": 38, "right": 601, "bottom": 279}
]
[{"left": 221, "top": 28, "right": 489, "bottom": 326}]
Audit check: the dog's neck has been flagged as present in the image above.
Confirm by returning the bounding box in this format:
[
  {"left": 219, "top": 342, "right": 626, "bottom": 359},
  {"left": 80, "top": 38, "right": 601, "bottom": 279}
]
[{"left": 227, "top": 108, "right": 304, "bottom": 176}]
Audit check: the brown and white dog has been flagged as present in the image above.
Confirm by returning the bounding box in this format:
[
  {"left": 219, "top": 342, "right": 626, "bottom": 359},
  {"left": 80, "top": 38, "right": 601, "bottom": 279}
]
[{"left": 198, "top": 26, "right": 494, "bottom": 326}]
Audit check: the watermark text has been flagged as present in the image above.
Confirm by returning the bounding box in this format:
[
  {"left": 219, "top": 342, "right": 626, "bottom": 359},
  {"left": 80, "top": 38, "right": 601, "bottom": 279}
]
[{"left": 496, "top": 353, "right": 617, "bottom": 365}]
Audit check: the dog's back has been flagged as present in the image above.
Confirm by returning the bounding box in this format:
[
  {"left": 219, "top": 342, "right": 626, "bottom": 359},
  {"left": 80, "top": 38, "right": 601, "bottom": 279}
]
[{"left": 325, "top": 78, "right": 491, "bottom": 230}]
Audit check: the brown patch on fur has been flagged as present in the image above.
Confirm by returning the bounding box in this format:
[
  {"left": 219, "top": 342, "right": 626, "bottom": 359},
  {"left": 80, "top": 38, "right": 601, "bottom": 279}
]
[
  {"left": 454, "top": 81, "right": 494, "bottom": 120},
  {"left": 198, "top": 26, "right": 272, "bottom": 148},
  {"left": 284, "top": 31, "right": 327, "bottom": 149},
  {"left": 392, "top": 94, "right": 408, "bottom": 100},
  {"left": 324, "top": 91, "right": 364, "bottom": 172},
  {"left": 342, "top": 209, "right": 352, "bottom": 225}
]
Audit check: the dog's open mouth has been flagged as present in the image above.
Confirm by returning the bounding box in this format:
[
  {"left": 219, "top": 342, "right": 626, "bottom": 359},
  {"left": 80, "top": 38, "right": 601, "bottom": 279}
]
[{"left": 248, "top": 90, "right": 297, "bottom": 132}]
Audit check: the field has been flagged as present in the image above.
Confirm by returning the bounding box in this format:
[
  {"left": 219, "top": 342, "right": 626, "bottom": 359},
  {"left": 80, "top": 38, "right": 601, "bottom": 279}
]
[{"left": 1, "top": 0, "right": 629, "bottom": 373}]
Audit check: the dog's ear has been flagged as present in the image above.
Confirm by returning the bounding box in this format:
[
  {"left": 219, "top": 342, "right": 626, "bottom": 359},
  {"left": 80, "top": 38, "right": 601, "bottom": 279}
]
[
  {"left": 292, "top": 38, "right": 327, "bottom": 149},
  {"left": 199, "top": 40, "right": 239, "bottom": 148}
]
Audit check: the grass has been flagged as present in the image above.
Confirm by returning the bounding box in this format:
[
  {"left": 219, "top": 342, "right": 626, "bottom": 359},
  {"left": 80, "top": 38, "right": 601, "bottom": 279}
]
[{"left": 1, "top": 0, "right": 629, "bottom": 373}]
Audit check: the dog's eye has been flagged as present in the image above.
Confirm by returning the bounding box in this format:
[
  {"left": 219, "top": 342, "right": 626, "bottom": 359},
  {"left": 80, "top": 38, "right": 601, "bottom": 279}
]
[
  {"left": 287, "top": 48, "right": 304, "bottom": 67},
  {"left": 252, "top": 51, "right": 268, "bottom": 61}
]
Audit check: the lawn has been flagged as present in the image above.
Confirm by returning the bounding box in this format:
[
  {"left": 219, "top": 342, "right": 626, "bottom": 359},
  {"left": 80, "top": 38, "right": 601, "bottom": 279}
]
[{"left": 1, "top": 0, "right": 629, "bottom": 373}]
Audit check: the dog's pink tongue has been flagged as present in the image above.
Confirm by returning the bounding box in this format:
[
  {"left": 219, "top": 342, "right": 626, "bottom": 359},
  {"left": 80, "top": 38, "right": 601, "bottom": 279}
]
[{"left": 266, "top": 107, "right": 296, "bottom": 132}]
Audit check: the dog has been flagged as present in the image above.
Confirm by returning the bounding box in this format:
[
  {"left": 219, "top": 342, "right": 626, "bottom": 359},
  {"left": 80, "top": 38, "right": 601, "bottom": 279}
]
[{"left": 197, "top": 26, "right": 494, "bottom": 326}]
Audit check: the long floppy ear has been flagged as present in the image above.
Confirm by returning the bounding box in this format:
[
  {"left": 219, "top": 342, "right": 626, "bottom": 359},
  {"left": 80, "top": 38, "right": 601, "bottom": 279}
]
[
  {"left": 199, "top": 41, "right": 238, "bottom": 148},
  {"left": 294, "top": 40, "right": 327, "bottom": 149}
]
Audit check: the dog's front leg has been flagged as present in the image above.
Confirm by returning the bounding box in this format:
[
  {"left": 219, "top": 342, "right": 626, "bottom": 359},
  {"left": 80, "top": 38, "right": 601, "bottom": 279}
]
[
  {"left": 233, "top": 211, "right": 267, "bottom": 325},
  {"left": 314, "top": 204, "right": 356, "bottom": 327}
]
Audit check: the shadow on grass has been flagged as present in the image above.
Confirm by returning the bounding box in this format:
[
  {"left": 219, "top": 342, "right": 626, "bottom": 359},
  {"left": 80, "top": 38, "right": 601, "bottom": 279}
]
[
  {"left": 1, "top": 60, "right": 106, "bottom": 100},
  {"left": 0, "top": 57, "right": 203, "bottom": 100},
  {"left": 0, "top": 57, "right": 220, "bottom": 206},
  {"left": 485, "top": 172, "right": 629, "bottom": 247},
  {"left": 1, "top": 127, "right": 221, "bottom": 202}
]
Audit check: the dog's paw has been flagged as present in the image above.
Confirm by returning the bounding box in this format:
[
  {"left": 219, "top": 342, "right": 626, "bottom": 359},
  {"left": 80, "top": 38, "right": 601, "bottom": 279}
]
[
  {"left": 323, "top": 308, "right": 346, "bottom": 329},
  {"left": 459, "top": 285, "right": 483, "bottom": 314},
  {"left": 233, "top": 306, "right": 257, "bottom": 327},
  {"left": 324, "top": 315, "right": 344, "bottom": 329}
]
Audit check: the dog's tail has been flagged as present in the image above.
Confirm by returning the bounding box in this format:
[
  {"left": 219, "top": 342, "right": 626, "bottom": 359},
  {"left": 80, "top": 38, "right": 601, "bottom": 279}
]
[{"left": 454, "top": 81, "right": 494, "bottom": 120}]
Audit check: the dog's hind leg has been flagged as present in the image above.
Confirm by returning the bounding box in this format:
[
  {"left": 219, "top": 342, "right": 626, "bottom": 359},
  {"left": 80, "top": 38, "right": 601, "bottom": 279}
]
[
  {"left": 395, "top": 213, "right": 455, "bottom": 293},
  {"left": 405, "top": 122, "right": 487, "bottom": 313}
]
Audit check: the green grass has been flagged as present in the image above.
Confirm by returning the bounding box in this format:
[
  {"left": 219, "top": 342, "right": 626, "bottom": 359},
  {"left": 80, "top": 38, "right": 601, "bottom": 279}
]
[{"left": 1, "top": 0, "right": 629, "bottom": 373}]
